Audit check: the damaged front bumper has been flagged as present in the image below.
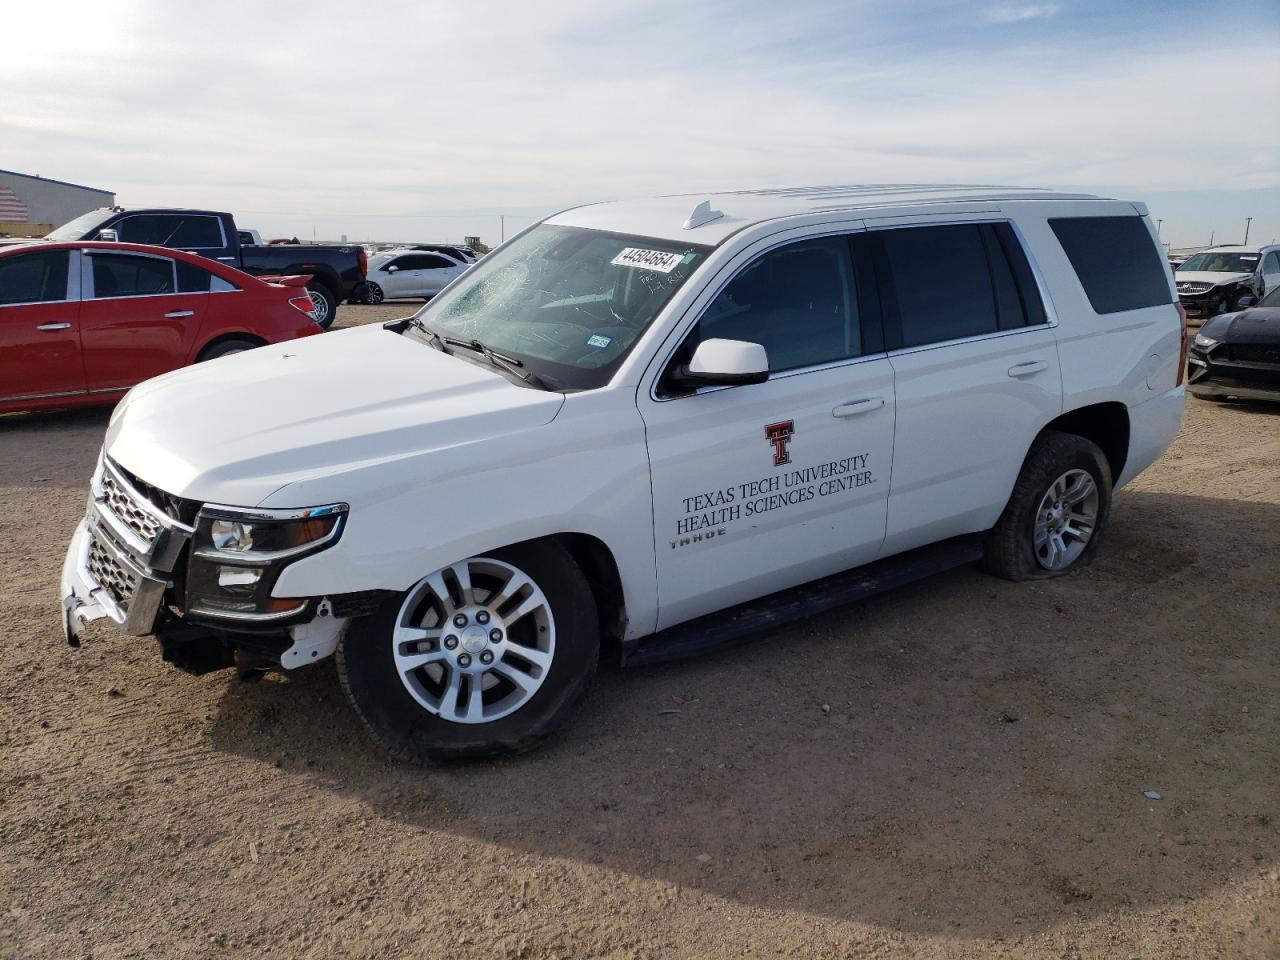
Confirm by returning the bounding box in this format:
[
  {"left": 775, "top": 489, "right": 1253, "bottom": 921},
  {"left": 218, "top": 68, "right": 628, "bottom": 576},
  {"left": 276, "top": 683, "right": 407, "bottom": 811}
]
[{"left": 59, "top": 452, "right": 350, "bottom": 669}]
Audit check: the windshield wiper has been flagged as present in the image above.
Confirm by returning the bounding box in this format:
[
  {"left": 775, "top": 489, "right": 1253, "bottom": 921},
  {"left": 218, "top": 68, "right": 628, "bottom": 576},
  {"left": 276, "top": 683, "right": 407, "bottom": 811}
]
[
  {"left": 407, "top": 317, "right": 449, "bottom": 351},
  {"left": 442, "top": 336, "right": 550, "bottom": 390},
  {"left": 388, "top": 315, "right": 448, "bottom": 352}
]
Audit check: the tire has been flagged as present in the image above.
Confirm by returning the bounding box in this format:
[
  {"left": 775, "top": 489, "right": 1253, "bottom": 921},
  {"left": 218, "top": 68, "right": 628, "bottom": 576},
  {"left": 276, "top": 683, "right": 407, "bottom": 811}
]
[
  {"left": 983, "top": 430, "right": 1113, "bottom": 581},
  {"left": 307, "top": 283, "right": 337, "bottom": 329},
  {"left": 337, "top": 541, "right": 599, "bottom": 763},
  {"left": 365, "top": 282, "right": 384, "bottom": 305},
  {"left": 1234, "top": 288, "right": 1256, "bottom": 311},
  {"left": 197, "top": 337, "right": 260, "bottom": 362}
]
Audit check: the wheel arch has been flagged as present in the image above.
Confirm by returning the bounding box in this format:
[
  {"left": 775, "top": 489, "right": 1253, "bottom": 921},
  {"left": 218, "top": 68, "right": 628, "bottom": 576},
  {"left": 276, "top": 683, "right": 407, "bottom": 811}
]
[
  {"left": 530, "top": 532, "right": 627, "bottom": 658},
  {"left": 195, "top": 331, "right": 267, "bottom": 362},
  {"left": 1040, "top": 401, "right": 1130, "bottom": 481}
]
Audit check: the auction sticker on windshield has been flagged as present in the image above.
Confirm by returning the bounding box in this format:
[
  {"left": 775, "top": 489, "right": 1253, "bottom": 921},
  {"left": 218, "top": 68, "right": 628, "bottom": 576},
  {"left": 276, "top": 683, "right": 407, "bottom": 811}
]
[{"left": 611, "top": 248, "right": 684, "bottom": 273}]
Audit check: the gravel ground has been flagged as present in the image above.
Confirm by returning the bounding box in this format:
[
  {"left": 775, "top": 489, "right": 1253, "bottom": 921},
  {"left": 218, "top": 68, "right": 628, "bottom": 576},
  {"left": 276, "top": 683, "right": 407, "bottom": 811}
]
[{"left": 2, "top": 303, "right": 1277, "bottom": 959}]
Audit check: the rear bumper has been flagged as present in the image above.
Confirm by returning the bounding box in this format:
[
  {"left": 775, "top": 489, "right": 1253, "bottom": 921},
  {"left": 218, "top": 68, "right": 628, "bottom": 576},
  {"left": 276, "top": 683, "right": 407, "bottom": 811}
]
[{"left": 1116, "top": 386, "right": 1185, "bottom": 489}]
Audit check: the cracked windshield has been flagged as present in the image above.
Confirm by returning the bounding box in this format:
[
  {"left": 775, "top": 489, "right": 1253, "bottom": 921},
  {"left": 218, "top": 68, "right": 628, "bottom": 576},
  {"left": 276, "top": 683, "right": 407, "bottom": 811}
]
[{"left": 417, "top": 225, "right": 709, "bottom": 388}]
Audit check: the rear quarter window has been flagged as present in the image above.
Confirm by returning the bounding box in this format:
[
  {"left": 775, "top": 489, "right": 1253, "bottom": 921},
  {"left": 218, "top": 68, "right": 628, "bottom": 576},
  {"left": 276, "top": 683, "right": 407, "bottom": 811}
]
[{"left": 1049, "top": 216, "right": 1172, "bottom": 314}]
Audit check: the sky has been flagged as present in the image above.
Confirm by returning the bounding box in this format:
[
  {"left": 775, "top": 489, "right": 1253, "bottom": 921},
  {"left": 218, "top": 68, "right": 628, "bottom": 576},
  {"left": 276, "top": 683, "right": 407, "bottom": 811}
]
[{"left": 3, "top": 0, "right": 1278, "bottom": 249}]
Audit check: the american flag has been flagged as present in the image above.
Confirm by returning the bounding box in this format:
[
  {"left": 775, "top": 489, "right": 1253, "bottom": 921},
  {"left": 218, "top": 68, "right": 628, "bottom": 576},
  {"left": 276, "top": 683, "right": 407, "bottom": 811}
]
[{"left": 0, "top": 186, "right": 30, "bottom": 221}]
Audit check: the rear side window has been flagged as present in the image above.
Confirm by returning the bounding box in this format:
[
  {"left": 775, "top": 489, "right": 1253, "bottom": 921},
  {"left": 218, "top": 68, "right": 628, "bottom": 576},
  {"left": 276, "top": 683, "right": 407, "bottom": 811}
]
[
  {"left": 1049, "top": 216, "right": 1172, "bottom": 314},
  {"left": 0, "top": 250, "right": 69, "bottom": 305},
  {"left": 91, "top": 253, "right": 175, "bottom": 298},
  {"left": 119, "top": 214, "right": 224, "bottom": 249},
  {"left": 879, "top": 225, "right": 989, "bottom": 347},
  {"left": 176, "top": 260, "right": 214, "bottom": 292}
]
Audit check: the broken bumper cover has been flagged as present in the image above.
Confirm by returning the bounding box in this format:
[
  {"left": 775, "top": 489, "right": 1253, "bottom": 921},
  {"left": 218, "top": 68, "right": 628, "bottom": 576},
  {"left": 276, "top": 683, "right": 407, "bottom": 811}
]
[{"left": 61, "top": 511, "right": 168, "bottom": 645}]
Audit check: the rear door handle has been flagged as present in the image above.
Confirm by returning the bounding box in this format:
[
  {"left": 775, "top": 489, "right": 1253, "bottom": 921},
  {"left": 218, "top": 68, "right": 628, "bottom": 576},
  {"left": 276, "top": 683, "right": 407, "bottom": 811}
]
[
  {"left": 1008, "top": 360, "right": 1048, "bottom": 378},
  {"left": 833, "top": 397, "right": 885, "bottom": 418},
  {"left": 36, "top": 322, "right": 72, "bottom": 331},
  {"left": 164, "top": 310, "right": 195, "bottom": 318}
]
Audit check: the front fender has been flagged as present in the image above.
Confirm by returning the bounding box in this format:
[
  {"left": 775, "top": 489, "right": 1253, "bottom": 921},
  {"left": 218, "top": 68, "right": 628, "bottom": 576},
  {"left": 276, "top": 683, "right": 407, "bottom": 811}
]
[{"left": 268, "top": 391, "right": 659, "bottom": 639}]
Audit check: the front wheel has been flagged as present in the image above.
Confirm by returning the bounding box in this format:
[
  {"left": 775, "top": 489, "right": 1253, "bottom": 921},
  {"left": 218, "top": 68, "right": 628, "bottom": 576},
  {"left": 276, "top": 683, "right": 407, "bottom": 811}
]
[
  {"left": 365, "top": 281, "right": 384, "bottom": 305},
  {"left": 983, "top": 430, "right": 1113, "bottom": 581},
  {"left": 307, "top": 283, "right": 337, "bottom": 329},
  {"left": 337, "top": 542, "right": 599, "bottom": 763}
]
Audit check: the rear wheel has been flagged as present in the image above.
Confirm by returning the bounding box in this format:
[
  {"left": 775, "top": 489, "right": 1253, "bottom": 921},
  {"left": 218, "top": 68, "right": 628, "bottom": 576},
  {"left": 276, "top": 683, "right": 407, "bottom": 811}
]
[
  {"left": 337, "top": 541, "right": 599, "bottom": 763},
  {"left": 197, "top": 337, "right": 260, "bottom": 361},
  {"left": 307, "top": 283, "right": 337, "bottom": 329},
  {"left": 983, "top": 430, "right": 1113, "bottom": 581}
]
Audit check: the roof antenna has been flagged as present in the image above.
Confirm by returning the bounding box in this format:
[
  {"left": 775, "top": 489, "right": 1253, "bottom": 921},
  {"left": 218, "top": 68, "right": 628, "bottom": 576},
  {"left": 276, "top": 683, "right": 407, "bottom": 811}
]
[{"left": 683, "top": 200, "right": 724, "bottom": 230}]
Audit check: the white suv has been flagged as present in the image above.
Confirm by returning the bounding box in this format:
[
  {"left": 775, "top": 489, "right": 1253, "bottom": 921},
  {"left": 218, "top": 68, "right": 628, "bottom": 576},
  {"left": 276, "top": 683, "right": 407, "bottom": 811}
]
[{"left": 61, "top": 185, "right": 1186, "bottom": 762}]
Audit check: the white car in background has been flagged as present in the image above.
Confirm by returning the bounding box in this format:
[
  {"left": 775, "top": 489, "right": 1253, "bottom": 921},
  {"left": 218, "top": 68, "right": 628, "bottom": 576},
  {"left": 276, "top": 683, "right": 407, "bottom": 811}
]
[{"left": 364, "top": 249, "right": 469, "bottom": 303}]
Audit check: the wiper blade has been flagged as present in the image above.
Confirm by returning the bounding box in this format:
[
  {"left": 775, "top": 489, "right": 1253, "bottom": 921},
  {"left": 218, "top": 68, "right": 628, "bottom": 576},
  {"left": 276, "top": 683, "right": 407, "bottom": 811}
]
[
  {"left": 443, "top": 336, "right": 549, "bottom": 390},
  {"left": 408, "top": 317, "right": 448, "bottom": 351},
  {"left": 390, "top": 315, "right": 449, "bottom": 352}
]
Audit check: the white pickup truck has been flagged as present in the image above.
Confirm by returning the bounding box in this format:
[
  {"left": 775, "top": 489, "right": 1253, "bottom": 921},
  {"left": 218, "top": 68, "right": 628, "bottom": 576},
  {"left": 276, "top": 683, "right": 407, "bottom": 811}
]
[{"left": 61, "top": 185, "right": 1186, "bottom": 762}]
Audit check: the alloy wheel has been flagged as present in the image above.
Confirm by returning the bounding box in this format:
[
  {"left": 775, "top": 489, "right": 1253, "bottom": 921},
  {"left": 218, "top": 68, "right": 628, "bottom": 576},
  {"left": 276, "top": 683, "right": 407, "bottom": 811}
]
[
  {"left": 392, "top": 558, "right": 555, "bottom": 724},
  {"left": 1033, "top": 468, "right": 1099, "bottom": 571},
  {"left": 308, "top": 290, "right": 331, "bottom": 325}
]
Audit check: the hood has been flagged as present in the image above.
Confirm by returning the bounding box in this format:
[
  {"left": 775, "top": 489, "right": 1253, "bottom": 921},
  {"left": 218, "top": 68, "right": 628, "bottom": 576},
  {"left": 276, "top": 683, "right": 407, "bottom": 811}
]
[
  {"left": 1201, "top": 307, "right": 1280, "bottom": 345},
  {"left": 105, "top": 324, "right": 565, "bottom": 506},
  {"left": 1175, "top": 270, "right": 1251, "bottom": 288}
]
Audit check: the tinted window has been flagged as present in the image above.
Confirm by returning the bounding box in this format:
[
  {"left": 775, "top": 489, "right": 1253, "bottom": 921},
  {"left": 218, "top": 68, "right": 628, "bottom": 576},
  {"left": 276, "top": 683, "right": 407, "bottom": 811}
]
[
  {"left": 167, "top": 216, "right": 224, "bottom": 248},
  {"left": 989, "top": 223, "right": 1048, "bottom": 329},
  {"left": 696, "top": 235, "right": 860, "bottom": 372},
  {"left": 420, "top": 254, "right": 457, "bottom": 269},
  {"left": 0, "top": 250, "right": 69, "bottom": 305},
  {"left": 91, "top": 253, "right": 175, "bottom": 298},
  {"left": 118, "top": 214, "right": 223, "bottom": 248},
  {"left": 1050, "top": 216, "right": 1172, "bottom": 314},
  {"left": 176, "top": 260, "right": 215, "bottom": 292},
  {"left": 881, "top": 224, "right": 998, "bottom": 347},
  {"left": 1265, "top": 252, "right": 1280, "bottom": 272}
]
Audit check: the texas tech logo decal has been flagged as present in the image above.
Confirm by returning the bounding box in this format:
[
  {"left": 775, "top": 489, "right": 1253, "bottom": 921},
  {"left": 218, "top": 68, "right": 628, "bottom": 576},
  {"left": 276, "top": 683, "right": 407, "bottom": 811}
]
[{"left": 764, "top": 420, "right": 794, "bottom": 466}]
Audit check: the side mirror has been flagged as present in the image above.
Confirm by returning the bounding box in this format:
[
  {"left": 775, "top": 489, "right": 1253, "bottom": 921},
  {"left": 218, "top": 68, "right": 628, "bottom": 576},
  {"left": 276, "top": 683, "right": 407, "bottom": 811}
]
[
  {"left": 386, "top": 264, "right": 399, "bottom": 273},
  {"left": 1236, "top": 295, "right": 1256, "bottom": 308},
  {"left": 97, "top": 228, "right": 119, "bottom": 242},
  {"left": 678, "top": 338, "right": 769, "bottom": 387}
]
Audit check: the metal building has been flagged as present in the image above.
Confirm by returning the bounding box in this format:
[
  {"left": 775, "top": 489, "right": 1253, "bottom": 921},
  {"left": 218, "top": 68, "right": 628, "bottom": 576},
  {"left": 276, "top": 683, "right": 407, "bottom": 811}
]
[{"left": 0, "top": 169, "right": 115, "bottom": 236}]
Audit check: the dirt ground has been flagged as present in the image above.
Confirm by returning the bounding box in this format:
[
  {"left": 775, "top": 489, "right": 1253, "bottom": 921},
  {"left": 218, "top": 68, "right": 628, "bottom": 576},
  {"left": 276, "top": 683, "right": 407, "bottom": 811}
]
[{"left": 2, "top": 303, "right": 1277, "bottom": 959}]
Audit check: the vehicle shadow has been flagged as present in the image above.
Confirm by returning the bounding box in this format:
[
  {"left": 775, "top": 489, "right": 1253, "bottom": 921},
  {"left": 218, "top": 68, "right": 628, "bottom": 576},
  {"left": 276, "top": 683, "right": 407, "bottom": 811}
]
[{"left": 203, "top": 488, "right": 1280, "bottom": 938}]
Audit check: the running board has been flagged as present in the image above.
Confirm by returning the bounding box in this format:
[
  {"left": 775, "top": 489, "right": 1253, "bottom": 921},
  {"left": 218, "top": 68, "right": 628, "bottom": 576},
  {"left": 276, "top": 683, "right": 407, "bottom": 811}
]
[{"left": 621, "top": 535, "right": 985, "bottom": 667}]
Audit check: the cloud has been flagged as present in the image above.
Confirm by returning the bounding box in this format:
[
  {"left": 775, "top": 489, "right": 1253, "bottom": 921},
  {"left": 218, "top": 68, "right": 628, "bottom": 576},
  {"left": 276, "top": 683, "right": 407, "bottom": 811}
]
[
  {"left": 0, "top": 0, "right": 1276, "bottom": 248},
  {"left": 983, "top": 4, "right": 1060, "bottom": 22}
]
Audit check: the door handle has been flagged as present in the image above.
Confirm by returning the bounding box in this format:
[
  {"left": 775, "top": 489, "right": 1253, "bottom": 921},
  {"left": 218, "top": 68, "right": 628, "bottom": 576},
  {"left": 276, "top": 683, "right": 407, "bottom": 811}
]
[
  {"left": 1008, "top": 360, "right": 1048, "bottom": 378},
  {"left": 36, "top": 322, "right": 72, "bottom": 331},
  {"left": 832, "top": 397, "right": 885, "bottom": 418},
  {"left": 164, "top": 310, "right": 195, "bottom": 318}
]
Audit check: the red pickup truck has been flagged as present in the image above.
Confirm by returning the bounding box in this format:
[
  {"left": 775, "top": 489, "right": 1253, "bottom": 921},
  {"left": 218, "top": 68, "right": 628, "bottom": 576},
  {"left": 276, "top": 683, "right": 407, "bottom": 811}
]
[{"left": 0, "top": 241, "right": 322, "bottom": 415}]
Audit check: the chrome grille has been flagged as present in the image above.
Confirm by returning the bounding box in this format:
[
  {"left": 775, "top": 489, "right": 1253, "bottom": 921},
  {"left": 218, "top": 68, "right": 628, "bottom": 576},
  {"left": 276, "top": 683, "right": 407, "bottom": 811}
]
[
  {"left": 101, "top": 468, "right": 162, "bottom": 544},
  {"left": 86, "top": 534, "right": 141, "bottom": 608}
]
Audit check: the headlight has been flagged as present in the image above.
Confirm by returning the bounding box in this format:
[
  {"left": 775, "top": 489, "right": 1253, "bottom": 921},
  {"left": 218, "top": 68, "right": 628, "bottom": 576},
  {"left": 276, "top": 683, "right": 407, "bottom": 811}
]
[
  {"left": 1193, "top": 333, "right": 1218, "bottom": 349},
  {"left": 186, "top": 503, "right": 347, "bottom": 622}
]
